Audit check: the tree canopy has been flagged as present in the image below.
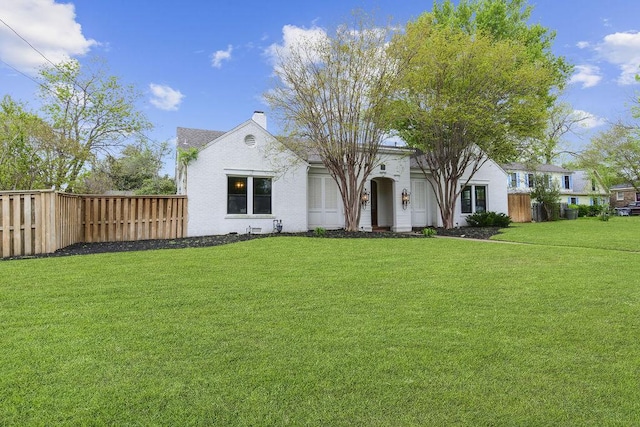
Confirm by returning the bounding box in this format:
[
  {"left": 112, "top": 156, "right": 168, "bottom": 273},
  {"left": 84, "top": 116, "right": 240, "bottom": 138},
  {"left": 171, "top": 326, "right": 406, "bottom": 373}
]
[
  {"left": 37, "top": 58, "right": 152, "bottom": 191},
  {"left": 579, "top": 122, "right": 640, "bottom": 191},
  {"left": 0, "top": 96, "right": 52, "bottom": 190},
  {"left": 384, "top": 0, "right": 569, "bottom": 228}
]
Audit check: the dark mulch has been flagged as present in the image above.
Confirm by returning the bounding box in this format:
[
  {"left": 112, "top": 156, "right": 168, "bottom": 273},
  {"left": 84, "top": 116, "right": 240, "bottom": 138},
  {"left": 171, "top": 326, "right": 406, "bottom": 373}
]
[{"left": 15, "top": 227, "right": 503, "bottom": 259}]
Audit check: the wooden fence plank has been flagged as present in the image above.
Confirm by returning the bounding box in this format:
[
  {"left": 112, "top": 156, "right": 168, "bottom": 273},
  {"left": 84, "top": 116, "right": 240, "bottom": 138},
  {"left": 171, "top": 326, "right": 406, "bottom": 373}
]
[
  {"left": 23, "top": 195, "right": 32, "bottom": 255},
  {"left": 2, "top": 195, "right": 11, "bottom": 257}
]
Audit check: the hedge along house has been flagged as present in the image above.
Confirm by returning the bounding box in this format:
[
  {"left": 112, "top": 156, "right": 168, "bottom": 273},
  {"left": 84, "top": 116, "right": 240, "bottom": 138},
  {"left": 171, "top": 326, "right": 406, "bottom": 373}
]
[{"left": 176, "top": 112, "right": 509, "bottom": 236}]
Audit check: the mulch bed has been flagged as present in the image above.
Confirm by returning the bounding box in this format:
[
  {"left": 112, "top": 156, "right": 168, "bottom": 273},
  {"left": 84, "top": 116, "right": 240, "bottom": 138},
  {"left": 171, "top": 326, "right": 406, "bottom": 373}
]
[{"left": 14, "top": 227, "right": 503, "bottom": 259}]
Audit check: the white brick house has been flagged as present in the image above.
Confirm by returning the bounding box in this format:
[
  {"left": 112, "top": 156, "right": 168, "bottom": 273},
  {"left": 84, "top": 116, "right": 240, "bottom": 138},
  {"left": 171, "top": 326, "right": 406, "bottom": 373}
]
[{"left": 177, "top": 112, "right": 509, "bottom": 236}]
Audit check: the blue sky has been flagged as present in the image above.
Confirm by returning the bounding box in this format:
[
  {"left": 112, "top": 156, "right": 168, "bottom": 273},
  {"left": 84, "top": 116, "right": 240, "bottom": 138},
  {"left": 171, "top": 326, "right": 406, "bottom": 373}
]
[{"left": 2, "top": 0, "right": 640, "bottom": 175}]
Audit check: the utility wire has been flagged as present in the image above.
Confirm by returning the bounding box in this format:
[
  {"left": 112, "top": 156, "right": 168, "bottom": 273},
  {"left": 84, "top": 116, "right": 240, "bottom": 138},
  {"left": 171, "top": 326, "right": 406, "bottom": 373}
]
[{"left": 0, "top": 15, "right": 164, "bottom": 148}]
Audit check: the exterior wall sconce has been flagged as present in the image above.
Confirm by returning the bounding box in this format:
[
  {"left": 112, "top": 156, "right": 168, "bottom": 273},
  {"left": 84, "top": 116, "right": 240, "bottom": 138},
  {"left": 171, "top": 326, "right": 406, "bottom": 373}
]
[
  {"left": 361, "top": 189, "right": 370, "bottom": 209},
  {"left": 401, "top": 188, "right": 411, "bottom": 210}
]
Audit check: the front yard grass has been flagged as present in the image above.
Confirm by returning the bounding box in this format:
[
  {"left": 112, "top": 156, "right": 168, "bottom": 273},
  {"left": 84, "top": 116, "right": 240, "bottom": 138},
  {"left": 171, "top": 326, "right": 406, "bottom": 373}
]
[
  {"left": 1, "top": 235, "right": 639, "bottom": 425},
  {"left": 492, "top": 215, "right": 640, "bottom": 252}
]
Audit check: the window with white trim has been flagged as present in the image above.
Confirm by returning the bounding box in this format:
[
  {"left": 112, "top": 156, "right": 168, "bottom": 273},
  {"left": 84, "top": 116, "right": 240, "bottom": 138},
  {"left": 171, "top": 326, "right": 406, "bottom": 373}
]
[
  {"left": 526, "top": 173, "right": 534, "bottom": 188},
  {"left": 227, "top": 176, "right": 272, "bottom": 214},
  {"left": 461, "top": 185, "right": 487, "bottom": 214},
  {"left": 616, "top": 192, "right": 624, "bottom": 201},
  {"left": 508, "top": 173, "right": 517, "bottom": 188},
  {"left": 563, "top": 175, "right": 572, "bottom": 190}
]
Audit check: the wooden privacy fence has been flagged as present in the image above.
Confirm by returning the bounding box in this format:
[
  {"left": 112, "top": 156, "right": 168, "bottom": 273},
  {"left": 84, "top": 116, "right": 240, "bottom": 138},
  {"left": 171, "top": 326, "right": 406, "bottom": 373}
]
[
  {"left": 0, "top": 191, "right": 187, "bottom": 258},
  {"left": 508, "top": 193, "right": 532, "bottom": 223}
]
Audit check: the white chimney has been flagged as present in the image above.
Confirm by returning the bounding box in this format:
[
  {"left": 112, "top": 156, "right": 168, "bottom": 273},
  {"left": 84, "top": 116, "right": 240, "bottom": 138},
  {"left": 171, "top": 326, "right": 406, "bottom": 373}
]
[{"left": 252, "top": 111, "right": 267, "bottom": 130}]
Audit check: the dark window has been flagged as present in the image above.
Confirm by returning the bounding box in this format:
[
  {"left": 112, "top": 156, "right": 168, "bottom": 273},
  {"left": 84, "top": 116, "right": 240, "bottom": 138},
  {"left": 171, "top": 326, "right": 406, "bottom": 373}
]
[
  {"left": 461, "top": 186, "right": 472, "bottom": 214},
  {"left": 253, "top": 178, "right": 272, "bottom": 214},
  {"left": 527, "top": 174, "right": 535, "bottom": 188},
  {"left": 475, "top": 186, "right": 487, "bottom": 213},
  {"left": 563, "top": 175, "right": 571, "bottom": 190},
  {"left": 462, "top": 185, "right": 487, "bottom": 214},
  {"left": 228, "top": 177, "right": 247, "bottom": 214}
]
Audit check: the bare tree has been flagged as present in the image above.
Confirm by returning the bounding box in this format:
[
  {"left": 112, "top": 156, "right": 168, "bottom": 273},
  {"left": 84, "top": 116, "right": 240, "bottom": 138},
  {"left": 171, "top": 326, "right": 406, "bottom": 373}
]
[
  {"left": 520, "top": 101, "right": 590, "bottom": 164},
  {"left": 265, "top": 13, "right": 399, "bottom": 231}
]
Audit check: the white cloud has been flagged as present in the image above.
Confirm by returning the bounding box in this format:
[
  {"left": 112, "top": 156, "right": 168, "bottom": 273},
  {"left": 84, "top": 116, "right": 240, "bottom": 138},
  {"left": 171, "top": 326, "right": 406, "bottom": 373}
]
[
  {"left": 0, "top": 0, "right": 97, "bottom": 75},
  {"left": 576, "top": 41, "right": 590, "bottom": 49},
  {"left": 264, "top": 25, "right": 328, "bottom": 65},
  {"left": 595, "top": 31, "right": 640, "bottom": 85},
  {"left": 149, "top": 83, "right": 184, "bottom": 111},
  {"left": 211, "top": 45, "right": 233, "bottom": 68},
  {"left": 569, "top": 65, "right": 603, "bottom": 88},
  {"left": 572, "top": 109, "right": 606, "bottom": 129}
]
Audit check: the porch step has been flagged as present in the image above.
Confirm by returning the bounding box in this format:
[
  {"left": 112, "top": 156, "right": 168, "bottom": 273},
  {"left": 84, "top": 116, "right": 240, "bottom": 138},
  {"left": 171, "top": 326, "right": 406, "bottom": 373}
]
[{"left": 372, "top": 226, "right": 391, "bottom": 232}]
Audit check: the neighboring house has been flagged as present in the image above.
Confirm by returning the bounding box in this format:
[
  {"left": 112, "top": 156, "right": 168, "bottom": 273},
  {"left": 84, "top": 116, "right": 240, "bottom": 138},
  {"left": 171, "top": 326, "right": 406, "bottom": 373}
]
[
  {"left": 610, "top": 183, "right": 640, "bottom": 208},
  {"left": 176, "top": 111, "right": 509, "bottom": 236},
  {"left": 502, "top": 162, "right": 609, "bottom": 206}
]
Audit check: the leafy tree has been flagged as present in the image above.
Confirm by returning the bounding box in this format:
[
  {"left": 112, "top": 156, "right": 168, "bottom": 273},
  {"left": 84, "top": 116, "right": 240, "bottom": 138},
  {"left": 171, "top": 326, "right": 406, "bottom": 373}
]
[
  {"left": 579, "top": 122, "right": 640, "bottom": 191},
  {"left": 385, "top": 0, "right": 568, "bottom": 228},
  {"left": 530, "top": 174, "right": 560, "bottom": 221},
  {"left": 37, "top": 58, "right": 152, "bottom": 191},
  {"left": 0, "top": 96, "right": 51, "bottom": 190},
  {"left": 265, "top": 12, "right": 399, "bottom": 231},
  {"left": 134, "top": 175, "right": 177, "bottom": 195},
  {"left": 77, "top": 141, "right": 174, "bottom": 194},
  {"left": 176, "top": 147, "right": 199, "bottom": 194},
  {"left": 387, "top": 1, "right": 569, "bottom": 228}
]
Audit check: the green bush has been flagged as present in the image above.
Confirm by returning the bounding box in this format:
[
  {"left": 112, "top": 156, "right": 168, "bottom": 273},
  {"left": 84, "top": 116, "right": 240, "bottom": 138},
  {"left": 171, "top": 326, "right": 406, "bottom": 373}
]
[
  {"left": 422, "top": 227, "right": 437, "bottom": 238},
  {"left": 466, "top": 211, "right": 512, "bottom": 228},
  {"left": 573, "top": 204, "right": 603, "bottom": 217},
  {"left": 314, "top": 227, "right": 326, "bottom": 237}
]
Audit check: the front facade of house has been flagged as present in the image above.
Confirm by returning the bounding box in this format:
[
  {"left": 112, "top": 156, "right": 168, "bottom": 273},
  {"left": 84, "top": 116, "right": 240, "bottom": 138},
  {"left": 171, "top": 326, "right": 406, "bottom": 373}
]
[
  {"left": 177, "top": 112, "right": 509, "bottom": 236},
  {"left": 502, "top": 162, "right": 609, "bottom": 206},
  {"left": 610, "top": 184, "right": 640, "bottom": 208}
]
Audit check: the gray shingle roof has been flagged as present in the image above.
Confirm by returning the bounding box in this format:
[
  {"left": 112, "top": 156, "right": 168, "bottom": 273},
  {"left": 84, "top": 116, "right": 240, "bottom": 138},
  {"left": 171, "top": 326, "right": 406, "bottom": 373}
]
[
  {"left": 502, "top": 162, "right": 570, "bottom": 174},
  {"left": 176, "top": 127, "right": 226, "bottom": 150}
]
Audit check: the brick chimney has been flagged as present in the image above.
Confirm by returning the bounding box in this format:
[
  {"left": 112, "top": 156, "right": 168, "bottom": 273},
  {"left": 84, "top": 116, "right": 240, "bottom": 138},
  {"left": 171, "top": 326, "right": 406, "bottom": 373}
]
[{"left": 252, "top": 111, "right": 267, "bottom": 130}]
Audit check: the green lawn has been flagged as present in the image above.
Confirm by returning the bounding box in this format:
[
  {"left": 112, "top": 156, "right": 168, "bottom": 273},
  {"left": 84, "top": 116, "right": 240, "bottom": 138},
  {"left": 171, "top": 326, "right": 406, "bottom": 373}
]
[
  {"left": 1, "top": 222, "right": 639, "bottom": 425},
  {"left": 492, "top": 215, "right": 640, "bottom": 252}
]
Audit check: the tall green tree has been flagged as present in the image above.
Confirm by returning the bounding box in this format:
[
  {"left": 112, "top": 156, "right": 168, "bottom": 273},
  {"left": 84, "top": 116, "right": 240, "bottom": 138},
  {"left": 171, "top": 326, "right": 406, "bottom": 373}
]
[
  {"left": 0, "top": 96, "right": 51, "bottom": 190},
  {"left": 579, "top": 122, "right": 640, "bottom": 191},
  {"left": 578, "top": 70, "right": 640, "bottom": 191},
  {"left": 265, "top": 12, "right": 399, "bottom": 232},
  {"left": 384, "top": 0, "right": 569, "bottom": 228},
  {"left": 38, "top": 58, "right": 152, "bottom": 191}
]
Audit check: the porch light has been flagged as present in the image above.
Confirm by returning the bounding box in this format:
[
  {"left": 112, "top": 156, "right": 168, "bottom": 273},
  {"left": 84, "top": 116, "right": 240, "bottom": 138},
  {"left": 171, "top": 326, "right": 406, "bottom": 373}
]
[
  {"left": 401, "top": 188, "right": 411, "bottom": 210},
  {"left": 361, "top": 189, "right": 370, "bottom": 208}
]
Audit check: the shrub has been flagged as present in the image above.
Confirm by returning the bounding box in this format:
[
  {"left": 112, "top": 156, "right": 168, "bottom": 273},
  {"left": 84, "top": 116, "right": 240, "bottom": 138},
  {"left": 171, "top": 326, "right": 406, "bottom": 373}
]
[
  {"left": 422, "top": 228, "right": 437, "bottom": 238},
  {"left": 466, "top": 211, "right": 512, "bottom": 228},
  {"left": 314, "top": 227, "right": 326, "bottom": 237},
  {"left": 573, "top": 204, "right": 604, "bottom": 217}
]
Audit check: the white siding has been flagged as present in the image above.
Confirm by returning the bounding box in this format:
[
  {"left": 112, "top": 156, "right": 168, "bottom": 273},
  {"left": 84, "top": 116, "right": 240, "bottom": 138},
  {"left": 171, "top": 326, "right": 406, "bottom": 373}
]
[{"left": 186, "top": 120, "right": 308, "bottom": 236}]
